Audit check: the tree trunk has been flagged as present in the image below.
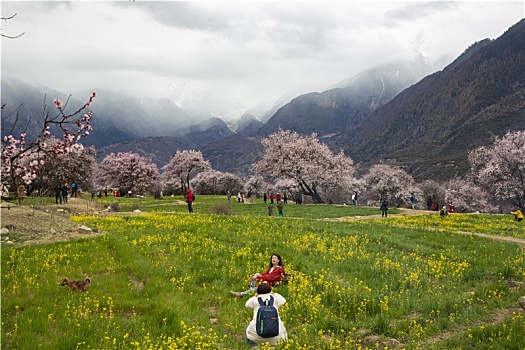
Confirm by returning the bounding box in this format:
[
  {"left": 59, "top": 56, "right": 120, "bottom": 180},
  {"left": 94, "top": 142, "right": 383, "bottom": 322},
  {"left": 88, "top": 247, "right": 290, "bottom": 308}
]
[{"left": 299, "top": 180, "right": 324, "bottom": 204}]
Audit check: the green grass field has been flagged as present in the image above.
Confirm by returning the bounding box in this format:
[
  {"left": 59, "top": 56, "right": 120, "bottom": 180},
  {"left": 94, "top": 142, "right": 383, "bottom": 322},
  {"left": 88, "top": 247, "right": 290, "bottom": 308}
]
[{"left": 2, "top": 195, "right": 524, "bottom": 349}]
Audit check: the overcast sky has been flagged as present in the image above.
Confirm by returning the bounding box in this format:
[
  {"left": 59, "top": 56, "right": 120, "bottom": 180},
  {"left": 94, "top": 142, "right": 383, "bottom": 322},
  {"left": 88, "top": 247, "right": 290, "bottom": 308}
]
[{"left": 1, "top": 1, "right": 523, "bottom": 114}]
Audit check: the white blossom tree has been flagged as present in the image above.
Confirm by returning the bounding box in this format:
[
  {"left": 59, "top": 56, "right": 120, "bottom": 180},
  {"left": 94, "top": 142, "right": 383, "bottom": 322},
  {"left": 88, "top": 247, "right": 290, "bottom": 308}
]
[
  {"left": 443, "top": 177, "right": 490, "bottom": 213},
  {"left": 33, "top": 137, "right": 96, "bottom": 195},
  {"left": 361, "top": 164, "right": 416, "bottom": 207},
  {"left": 468, "top": 131, "right": 525, "bottom": 211},
  {"left": 419, "top": 179, "right": 446, "bottom": 210},
  {"left": 97, "top": 152, "right": 160, "bottom": 195},
  {"left": 272, "top": 178, "right": 300, "bottom": 199},
  {"left": 244, "top": 175, "right": 268, "bottom": 197},
  {"left": 253, "top": 129, "right": 354, "bottom": 203},
  {"left": 162, "top": 150, "right": 211, "bottom": 192},
  {"left": 192, "top": 170, "right": 243, "bottom": 195}
]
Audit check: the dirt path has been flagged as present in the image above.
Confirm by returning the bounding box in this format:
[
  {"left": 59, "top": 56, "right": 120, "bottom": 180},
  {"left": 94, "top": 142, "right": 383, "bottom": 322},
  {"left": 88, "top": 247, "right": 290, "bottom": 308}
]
[{"left": 328, "top": 208, "right": 525, "bottom": 247}]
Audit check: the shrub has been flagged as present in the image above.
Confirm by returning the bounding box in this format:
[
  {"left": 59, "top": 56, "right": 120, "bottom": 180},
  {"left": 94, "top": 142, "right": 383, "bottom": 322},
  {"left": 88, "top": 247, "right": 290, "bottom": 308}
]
[
  {"left": 109, "top": 201, "right": 121, "bottom": 212},
  {"left": 209, "top": 202, "right": 233, "bottom": 216}
]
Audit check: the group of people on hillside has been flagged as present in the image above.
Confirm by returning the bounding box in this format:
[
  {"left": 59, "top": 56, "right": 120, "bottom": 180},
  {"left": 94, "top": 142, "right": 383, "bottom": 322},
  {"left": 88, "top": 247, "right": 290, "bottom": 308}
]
[
  {"left": 52, "top": 181, "right": 80, "bottom": 204},
  {"left": 426, "top": 196, "right": 455, "bottom": 213},
  {"left": 264, "top": 192, "right": 288, "bottom": 205}
]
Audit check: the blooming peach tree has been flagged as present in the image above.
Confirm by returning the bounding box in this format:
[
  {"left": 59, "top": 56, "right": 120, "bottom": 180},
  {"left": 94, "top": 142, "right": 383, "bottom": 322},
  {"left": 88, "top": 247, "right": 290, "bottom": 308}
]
[
  {"left": 418, "top": 179, "right": 446, "bottom": 209},
  {"left": 253, "top": 129, "right": 354, "bottom": 203},
  {"left": 244, "top": 175, "right": 268, "bottom": 197},
  {"left": 32, "top": 137, "right": 96, "bottom": 195},
  {"left": 361, "top": 164, "right": 416, "bottom": 207},
  {"left": 272, "top": 178, "right": 300, "bottom": 199},
  {"left": 1, "top": 93, "right": 95, "bottom": 190},
  {"left": 443, "top": 177, "right": 490, "bottom": 213},
  {"left": 191, "top": 170, "right": 243, "bottom": 195},
  {"left": 97, "top": 152, "right": 160, "bottom": 196},
  {"left": 468, "top": 130, "right": 525, "bottom": 211},
  {"left": 162, "top": 150, "right": 211, "bottom": 192}
]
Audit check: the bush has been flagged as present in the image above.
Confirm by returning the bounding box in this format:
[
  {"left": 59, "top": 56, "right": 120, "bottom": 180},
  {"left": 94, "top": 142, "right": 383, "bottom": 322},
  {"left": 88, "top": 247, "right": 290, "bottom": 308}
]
[
  {"left": 209, "top": 202, "right": 233, "bottom": 216},
  {"left": 109, "top": 201, "right": 121, "bottom": 212}
]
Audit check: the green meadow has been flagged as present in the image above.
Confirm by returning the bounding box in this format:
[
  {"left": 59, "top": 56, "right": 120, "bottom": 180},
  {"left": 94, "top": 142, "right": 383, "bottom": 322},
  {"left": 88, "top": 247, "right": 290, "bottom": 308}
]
[{"left": 2, "top": 195, "right": 524, "bottom": 349}]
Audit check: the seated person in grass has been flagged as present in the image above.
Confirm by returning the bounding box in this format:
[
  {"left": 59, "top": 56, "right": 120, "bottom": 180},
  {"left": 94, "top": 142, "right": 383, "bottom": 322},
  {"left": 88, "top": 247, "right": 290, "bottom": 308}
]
[
  {"left": 511, "top": 209, "right": 523, "bottom": 221},
  {"left": 231, "top": 253, "right": 285, "bottom": 297},
  {"left": 244, "top": 282, "right": 288, "bottom": 347},
  {"left": 440, "top": 206, "right": 448, "bottom": 218}
]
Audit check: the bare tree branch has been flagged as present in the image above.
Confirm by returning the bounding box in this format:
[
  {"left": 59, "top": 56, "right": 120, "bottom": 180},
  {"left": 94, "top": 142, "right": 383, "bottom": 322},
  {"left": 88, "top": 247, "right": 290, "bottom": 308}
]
[{"left": 1, "top": 13, "right": 25, "bottom": 39}]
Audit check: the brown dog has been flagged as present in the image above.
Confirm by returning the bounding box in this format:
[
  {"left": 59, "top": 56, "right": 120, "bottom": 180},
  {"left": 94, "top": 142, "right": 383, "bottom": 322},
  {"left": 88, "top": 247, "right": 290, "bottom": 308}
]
[{"left": 61, "top": 277, "right": 91, "bottom": 292}]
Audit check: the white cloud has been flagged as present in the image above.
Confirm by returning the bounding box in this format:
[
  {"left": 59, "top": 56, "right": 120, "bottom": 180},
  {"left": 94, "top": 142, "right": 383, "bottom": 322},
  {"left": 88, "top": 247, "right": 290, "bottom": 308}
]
[{"left": 2, "top": 1, "right": 523, "bottom": 114}]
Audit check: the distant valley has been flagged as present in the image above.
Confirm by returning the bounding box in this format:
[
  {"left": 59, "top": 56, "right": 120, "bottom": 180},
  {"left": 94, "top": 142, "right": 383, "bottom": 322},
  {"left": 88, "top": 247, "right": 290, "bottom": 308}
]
[{"left": 2, "top": 18, "right": 524, "bottom": 182}]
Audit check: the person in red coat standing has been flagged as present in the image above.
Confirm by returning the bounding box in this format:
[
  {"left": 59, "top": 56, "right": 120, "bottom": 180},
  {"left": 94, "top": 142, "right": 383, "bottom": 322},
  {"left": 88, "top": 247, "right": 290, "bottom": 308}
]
[
  {"left": 186, "top": 188, "right": 195, "bottom": 213},
  {"left": 230, "top": 253, "right": 285, "bottom": 297}
]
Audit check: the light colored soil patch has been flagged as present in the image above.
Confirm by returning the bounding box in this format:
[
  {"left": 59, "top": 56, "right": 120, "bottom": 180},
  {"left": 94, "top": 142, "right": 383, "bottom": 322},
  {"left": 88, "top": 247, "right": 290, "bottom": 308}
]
[{"left": 1, "top": 197, "right": 105, "bottom": 246}]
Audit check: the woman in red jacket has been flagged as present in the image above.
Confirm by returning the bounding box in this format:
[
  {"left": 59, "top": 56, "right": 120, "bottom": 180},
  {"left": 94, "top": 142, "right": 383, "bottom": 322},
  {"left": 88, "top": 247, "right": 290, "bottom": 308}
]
[
  {"left": 231, "top": 253, "right": 285, "bottom": 297},
  {"left": 186, "top": 188, "right": 194, "bottom": 213}
]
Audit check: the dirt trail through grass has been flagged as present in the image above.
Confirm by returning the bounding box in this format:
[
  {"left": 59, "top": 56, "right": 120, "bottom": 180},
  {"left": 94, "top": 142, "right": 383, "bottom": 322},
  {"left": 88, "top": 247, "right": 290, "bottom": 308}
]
[{"left": 329, "top": 208, "right": 525, "bottom": 247}]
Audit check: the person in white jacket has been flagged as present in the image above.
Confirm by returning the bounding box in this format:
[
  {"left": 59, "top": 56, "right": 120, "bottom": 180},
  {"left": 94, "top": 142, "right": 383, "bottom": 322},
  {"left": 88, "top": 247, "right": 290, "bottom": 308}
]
[{"left": 244, "top": 283, "right": 288, "bottom": 347}]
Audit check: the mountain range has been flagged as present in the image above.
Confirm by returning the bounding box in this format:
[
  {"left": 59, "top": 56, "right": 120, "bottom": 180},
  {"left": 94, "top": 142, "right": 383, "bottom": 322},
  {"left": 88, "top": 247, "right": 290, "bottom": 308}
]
[{"left": 2, "top": 18, "right": 523, "bottom": 182}]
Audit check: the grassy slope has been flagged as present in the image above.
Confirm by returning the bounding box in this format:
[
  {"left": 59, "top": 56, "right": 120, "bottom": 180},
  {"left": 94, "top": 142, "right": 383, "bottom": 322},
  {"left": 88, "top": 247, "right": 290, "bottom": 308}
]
[{"left": 1, "top": 195, "right": 524, "bottom": 349}]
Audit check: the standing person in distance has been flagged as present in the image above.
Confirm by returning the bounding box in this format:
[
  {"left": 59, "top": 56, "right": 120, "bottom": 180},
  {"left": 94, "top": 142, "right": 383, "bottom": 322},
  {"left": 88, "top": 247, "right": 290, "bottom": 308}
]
[
  {"left": 186, "top": 187, "right": 194, "bottom": 213},
  {"left": 380, "top": 200, "right": 388, "bottom": 218},
  {"left": 410, "top": 193, "right": 416, "bottom": 210},
  {"left": 71, "top": 180, "right": 78, "bottom": 197},
  {"left": 277, "top": 200, "right": 284, "bottom": 217},
  {"left": 55, "top": 184, "right": 63, "bottom": 204},
  {"left": 427, "top": 196, "right": 433, "bottom": 210},
  {"left": 61, "top": 183, "right": 69, "bottom": 204},
  {"left": 352, "top": 191, "right": 358, "bottom": 206}
]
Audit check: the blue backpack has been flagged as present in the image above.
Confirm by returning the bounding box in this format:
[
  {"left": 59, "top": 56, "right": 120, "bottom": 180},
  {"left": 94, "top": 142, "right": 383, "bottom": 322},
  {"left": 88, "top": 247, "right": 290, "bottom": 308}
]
[{"left": 256, "top": 295, "right": 279, "bottom": 338}]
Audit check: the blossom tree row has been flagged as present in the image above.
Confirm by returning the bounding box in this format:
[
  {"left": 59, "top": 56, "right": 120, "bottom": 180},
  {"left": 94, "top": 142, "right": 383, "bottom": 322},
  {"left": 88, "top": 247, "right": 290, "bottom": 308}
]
[{"left": 3, "top": 94, "right": 522, "bottom": 214}]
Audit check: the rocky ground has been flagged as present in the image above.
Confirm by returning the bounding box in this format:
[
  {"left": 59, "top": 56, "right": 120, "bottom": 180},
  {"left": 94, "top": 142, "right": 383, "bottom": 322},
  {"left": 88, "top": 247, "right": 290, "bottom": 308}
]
[{"left": 1, "top": 197, "right": 106, "bottom": 246}]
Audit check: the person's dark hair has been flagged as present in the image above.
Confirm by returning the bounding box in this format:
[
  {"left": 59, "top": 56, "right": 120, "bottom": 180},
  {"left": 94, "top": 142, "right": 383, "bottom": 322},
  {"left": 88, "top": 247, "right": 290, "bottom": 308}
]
[
  {"left": 257, "top": 282, "right": 272, "bottom": 295},
  {"left": 269, "top": 253, "right": 283, "bottom": 268}
]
